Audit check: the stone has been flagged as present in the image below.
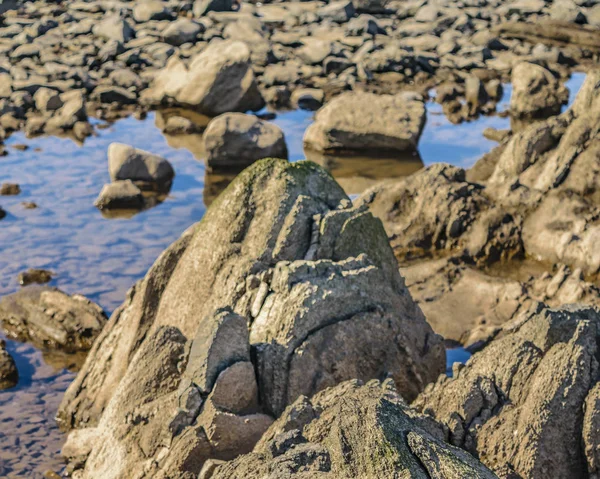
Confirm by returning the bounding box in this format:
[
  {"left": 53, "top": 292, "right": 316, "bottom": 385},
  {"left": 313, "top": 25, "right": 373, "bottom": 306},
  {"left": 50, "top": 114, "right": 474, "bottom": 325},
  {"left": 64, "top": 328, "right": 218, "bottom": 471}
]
[
  {"left": 94, "top": 180, "right": 144, "bottom": 210},
  {"left": 193, "top": 0, "right": 235, "bottom": 17},
  {"left": 17, "top": 268, "right": 52, "bottom": 286},
  {"left": 304, "top": 91, "right": 426, "bottom": 154},
  {"left": 0, "top": 182, "right": 20, "bottom": 195},
  {"left": 291, "top": 88, "right": 324, "bottom": 111},
  {"left": 510, "top": 62, "right": 569, "bottom": 119},
  {"left": 91, "top": 85, "right": 137, "bottom": 105},
  {"left": 142, "top": 40, "right": 264, "bottom": 116},
  {"left": 203, "top": 113, "right": 288, "bottom": 171},
  {"left": 162, "top": 19, "right": 203, "bottom": 46},
  {"left": 317, "top": 1, "right": 356, "bottom": 23},
  {"left": 59, "top": 159, "right": 444, "bottom": 477},
  {"left": 34, "top": 87, "right": 63, "bottom": 112},
  {"left": 210, "top": 380, "right": 498, "bottom": 479},
  {"left": 0, "top": 339, "right": 17, "bottom": 389},
  {"left": 108, "top": 143, "right": 175, "bottom": 190},
  {"left": 133, "top": 1, "right": 172, "bottom": 22},
  {"left": 414, "top": 304, "right": 600, "bottom": 478},
  {"left": 0, "top": 286, "right": 107, "bottom": 352},
  {"left": 92, "top": 15, "right": 135, "bottom": 43}
]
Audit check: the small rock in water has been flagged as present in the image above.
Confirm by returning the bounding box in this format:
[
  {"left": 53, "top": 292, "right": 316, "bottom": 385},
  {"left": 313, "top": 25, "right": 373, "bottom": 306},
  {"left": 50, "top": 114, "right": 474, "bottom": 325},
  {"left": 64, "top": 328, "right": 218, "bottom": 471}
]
[
  {"left": 0, "top": 183, "right": 20, "bottom": 195},
  {"left": 21, "top": 201, "right": 37, "bottom": 209},
  {"left": 11, "top": 144, "right": 28, "bottom": 151},
  {"left": 94, "top": 180, "right": 144, "bottom": 210},
  {"left": 0, "top": 206, "right": 5, "bottom": 219},
  {"left": 0, "top": 339, "right": 18, "bottom": 390},
  {"left": 108, "top": 143, "right": 175, "bottom": 191},
  {"left": 18, "top": 268, "right": 53, "bottom": 286}
]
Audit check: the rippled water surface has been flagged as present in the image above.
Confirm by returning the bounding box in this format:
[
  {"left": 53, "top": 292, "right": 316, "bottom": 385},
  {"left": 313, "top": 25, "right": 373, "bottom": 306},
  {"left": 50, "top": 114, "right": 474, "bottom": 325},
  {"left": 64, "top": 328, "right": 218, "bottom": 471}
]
[{"left": 0, "top": 72, "right": 587, "bottom": 477}]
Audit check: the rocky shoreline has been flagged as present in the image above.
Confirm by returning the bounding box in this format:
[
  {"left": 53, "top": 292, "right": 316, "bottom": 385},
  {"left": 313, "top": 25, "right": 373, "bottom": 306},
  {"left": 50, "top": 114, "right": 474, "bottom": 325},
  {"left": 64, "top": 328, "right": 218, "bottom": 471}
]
[{"left": 0, "top": 0, "right": 600, "bottom": 477}]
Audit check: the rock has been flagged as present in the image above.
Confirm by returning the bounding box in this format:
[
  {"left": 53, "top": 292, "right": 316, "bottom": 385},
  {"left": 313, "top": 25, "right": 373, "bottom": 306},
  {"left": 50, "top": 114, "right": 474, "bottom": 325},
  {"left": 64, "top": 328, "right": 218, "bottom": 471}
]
[
  {"left": 0, "top": 182, "right": 20, "bottom": 195},
  {"left": 193, "top": 0, "right": 235, "bottom": 17},
  {"left": 0, "top": 286, "right": 107, "bottom": 352},
  {"left": 353, "top": 0, "right": 388, "bottom": 13},
  {"left": 291, "top": 88, "right": 324, "bottom": 111},
  {"left": 510, "top": 62, "right": 569, "bottom": 119},
  {"left": 92, "top": 15, "right": 135, "bottom": 43},
  {"left": 18, "top": 268, "right": 52, "bottom": 286},
  {"left": 414, "top": 304, "right": 600, "bottom": 478},
  {"left": 91, "top": 86, "right": 137, "bottom": 105},
  {"left": 143, "top": 40, "right": 265, "bottom": 116},
  {"left": 203, "top": 113, "right": 288, "bottom": 170},
  {"left": 0, "top": 339, "right": 17, "bottom": 389},
  {"left": 133, "top": 1, "right": 172, "bottom": 22},
  {"left": 162, "top": 19, "right": 203, "bottom": 46},
  {"left": 108, "top": 143, "right": 175, "bottom": 191},
  {"left": 0, "top": 206, "right": 5, "bottom": 220},
  {"left": 58, "top": 159, "right": 444, "bottom": 477},
  {"left": 34, "top": 87, "right": 63, "bottom": 112},
  {"left": 94, "top": 180, "right": 144, "bottom": 210},
  {"left": 210, "top": 380, "right": 498, "bottom": 479},
  {"left": 317, "top": 1, "right": 356, "bottom": 23},
  {"left": 304, "top": 91, "right": 426, "bottom": 154}
]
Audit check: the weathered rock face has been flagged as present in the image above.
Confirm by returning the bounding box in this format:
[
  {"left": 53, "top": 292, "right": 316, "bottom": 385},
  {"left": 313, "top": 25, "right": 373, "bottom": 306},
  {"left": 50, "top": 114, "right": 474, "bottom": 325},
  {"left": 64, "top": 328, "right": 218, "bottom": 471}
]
[
  {"left": 207, "top": 380, "right": 499, "bottom": 479},
  {"left": 303, "top": 91, "right": 427, "bottom": 154},
  {"left": 510, "top": 62, "right": 569, "bottom": 119},
  {"left": 58, "top": 158, "right": 444, "bottom": 478},
  {"left": 414, "top": 303, "right": 600, "bottom": 479},
  {"left": 108, "top": 143, "right": 175, "bottom": 191},
  {"left": 142, "top": 40, "right": 265, "bottom": 116},
  {"left": 0, "top": 339, "right": 18, "bottom": 390},
  {"left": 203, "top": 113, "right": 288, "bottom": 171},
  {"left": 0, "top": 286, "right": 107, "bottom": 352}
]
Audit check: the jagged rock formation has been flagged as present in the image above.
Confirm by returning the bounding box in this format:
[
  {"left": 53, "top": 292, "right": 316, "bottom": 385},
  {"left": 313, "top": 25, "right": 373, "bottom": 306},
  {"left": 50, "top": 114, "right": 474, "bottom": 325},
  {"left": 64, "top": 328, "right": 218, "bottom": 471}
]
[
  {"left": 414, "top": 303, "right": 600, "bottom": 479},
  {"left": 205, "top": 379, "right": 499, "bottom": 479},
  {"left": 58, "top": 158, "right": 444, "bottom": 478},
  {"left": 0, "top": 286, "right": 107, "bottom": 352}
]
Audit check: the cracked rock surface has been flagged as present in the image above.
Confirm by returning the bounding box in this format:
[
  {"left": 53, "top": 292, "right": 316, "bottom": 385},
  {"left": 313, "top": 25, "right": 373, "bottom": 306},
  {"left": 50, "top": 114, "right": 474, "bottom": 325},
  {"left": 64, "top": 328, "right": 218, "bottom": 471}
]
[
  {"left": 206, "top": 379, "right": 499, "bottom": 479},
  {"left": 58, "top": 158, "right": 444, "bottom": 478},
  {"left": 414, "top": 303, "right": 600, "bottom": 479}
]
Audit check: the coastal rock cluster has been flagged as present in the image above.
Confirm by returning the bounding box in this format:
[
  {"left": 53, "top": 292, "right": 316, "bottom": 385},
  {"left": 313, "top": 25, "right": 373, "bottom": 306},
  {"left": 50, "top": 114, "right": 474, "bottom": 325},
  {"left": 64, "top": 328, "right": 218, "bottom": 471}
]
[
  {"left": 0, "top": 0, "right": 598, "bottom": 149},
  {"left": 57, "top": 158, "right": 445, "bottom": 478}
]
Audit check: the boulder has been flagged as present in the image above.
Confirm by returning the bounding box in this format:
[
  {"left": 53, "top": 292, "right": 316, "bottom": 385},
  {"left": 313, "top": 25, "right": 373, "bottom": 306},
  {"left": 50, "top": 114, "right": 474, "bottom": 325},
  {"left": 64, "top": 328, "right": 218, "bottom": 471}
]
[
  {"left": 209, "top": 380, "right": 499, "bottom": 479},
  {"left": 414, "top": 303, "right": 600, "bottom": 479},
  {"left": 162, "top": 19, "right": 203, "bottom": 46},
  {"left": 510, "top": 62, "right": 569, "bottom": 119},
  {"left": 132, "top": 1, "right": 172, "bottom": 22},
  {"left": 94, "top": 180, "right": 144, "bottom": 210},
  {"left": 0, "top": 286, "right": 107, "bottom": 352},
  {"left": 203, "top": 113, "right": 288, "bottom": 170},
  {"left": 142, "top": 40, "right": 265, "bottom": 116},
  {"left": 34, "top": 87, "right": 63, "bottom": 112},
  {"left": 92, "top": 15, "right": 135, "bottom": 43},
  {"left": 193, "top": 0, "right": 235, "bottom": 17},
  {"left": 58, "top": 158, "right": 444, "bottom": 478},
  {"left": 108, "top": 143, "right": 175, "bottom": 190},
  {"left": 303, "top": 91, "right": 426, "bottom": 154},
  {"left": 0, "top": 339, "right": 17, "bottom": 390}
]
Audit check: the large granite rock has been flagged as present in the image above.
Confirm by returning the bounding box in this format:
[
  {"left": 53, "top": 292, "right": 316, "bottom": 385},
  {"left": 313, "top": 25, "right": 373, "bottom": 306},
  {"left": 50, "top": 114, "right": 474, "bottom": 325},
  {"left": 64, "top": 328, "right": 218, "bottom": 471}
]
[
  {"left": 510, "top": 62, "right": 569, "bottom": 119},
  {"left": 304, "top": 91, "right": 426, "bottom": 154},
  {"left": 142, "top": 40, "right": 265, "bottom": 116},
  {"left": 414, "top": 303, "right": 600, "bottom": 479},
  {"left": 203, "top": 113, "right": 288, "bottom": 170},
  {"left": 58, "top": 158, "right": 444, "bottom": 478},
  {"left": 207, "top": 380, "right": 498, "bottom": 479},
  {"left": 0, "top": 286, "right": 107, "bottom": 352}
]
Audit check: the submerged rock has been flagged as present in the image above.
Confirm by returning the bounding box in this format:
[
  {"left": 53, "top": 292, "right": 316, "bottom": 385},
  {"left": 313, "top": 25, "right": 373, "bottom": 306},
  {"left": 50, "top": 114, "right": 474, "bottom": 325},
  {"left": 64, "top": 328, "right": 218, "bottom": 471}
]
[
  {"left": 0, "top": 339, "right": 18, "bottom": 390},
  {"left": 203, "top": 113, "right": 288, "bottom": 170},
  {"left": 414, "top": 303, "right": 600, "bottom": 479},
  {"left": 303, "top": 91, "right": 426, "bottom": 154},
  {"left": 208, "top": 380, "right": 498, "bottom": 479},
  {"left": 142, "top": 40, "right": 264, "bottom": 116},
  {"left": 18, "top": 268, "right": 53, "bottom": 286},
  {"left": 94, "top": 180, "right": 144, "bottom": 210},
  {"left": 58, "top": 158, "right": 444, "bottom": 478},
  {"left": 108, "top": 143, "right": 174, "bottom": 191},
  {"left": 0, "top": 286, "right": 107, "bottom": 352}
]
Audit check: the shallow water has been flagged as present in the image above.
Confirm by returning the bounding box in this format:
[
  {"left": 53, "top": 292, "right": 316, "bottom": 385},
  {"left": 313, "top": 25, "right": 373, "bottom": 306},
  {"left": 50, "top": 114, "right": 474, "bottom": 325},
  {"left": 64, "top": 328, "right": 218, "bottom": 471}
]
[{"left": 0, "top": 72, "right": 587, "bottom": 477}]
